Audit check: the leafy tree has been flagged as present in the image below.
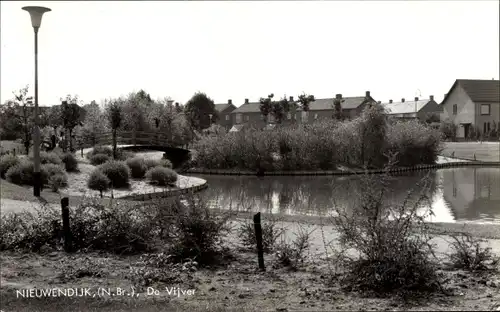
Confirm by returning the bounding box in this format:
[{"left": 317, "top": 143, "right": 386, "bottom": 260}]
[
  {"left": 259, "top": 94, "right": 274, "bottom": 123},
  {"left": 106, "top": 100, "right": 123, "bottom": 159},
  {"left": 333, "top": 96, "right": 345, "bottom": 121},
  {"left": 297, "top": 93, "right": 315, "bottom": 112},
  {"left": 60, "top": 95, "right": 83, "bottom": 152},
  {"left": 121, "top": 90, "right": 153, "bottom": 133},
  {"left": 82, "top": 101, "right": 108, "bottom": 146},
  {"left": 46, "top": 105, "right": 62, "bottom": 137},
  {"left": 184, "top": 92, "right": 218, "bottom": 131},
  {"left": 0, "top": 86, "right": 34, "bottom": 153}
]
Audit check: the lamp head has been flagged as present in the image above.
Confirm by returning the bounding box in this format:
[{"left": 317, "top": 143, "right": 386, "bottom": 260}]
[{"left": 22, "top": 6, "right": 51, "bottom": 29}]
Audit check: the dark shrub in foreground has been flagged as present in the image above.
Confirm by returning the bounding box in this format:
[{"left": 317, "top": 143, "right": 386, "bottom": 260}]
[
  {"left": 239, "top": 217, "right": 284, "bottom": 253},
  {"left": 330, "top": 161, "right": 441, "bottom": 295},
  {"left": 126, "top": 157, "right": 148, "bottom": 178},
  {"left": 0, "top": 154, "right": 19, "bottom": 178},
  {"left": 87, "top": 169, "right": 110, "bottom": 197},
  {"left": 167, "top": 196, "right": 233, "bottom": 265},
  {"left": 146, "top": 166, "right": 178, "bottom": 186},
  {"left": 61, "top": 152, "right": 79, "bottom": 172},
  {"left": 89, "top": 153, "right": 110, "bottom": 165},
  {"left": 448, "top": 232, "right": 500, "bottom": 272},
  {"left": 98, "top": 160, "right": 130, "bottom": 188}
]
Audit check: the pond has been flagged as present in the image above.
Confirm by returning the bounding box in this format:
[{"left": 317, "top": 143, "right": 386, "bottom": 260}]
[{"left": 192, "top": 167, "right": 500, "bottom": 224}]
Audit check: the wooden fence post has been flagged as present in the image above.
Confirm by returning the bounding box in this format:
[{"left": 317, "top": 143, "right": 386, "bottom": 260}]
[
  {"left": 253, "top": 212, "right": 265, "bottom": 271},
  {"left": 61, "top": 197, "right": 72, "bottom": 252}
]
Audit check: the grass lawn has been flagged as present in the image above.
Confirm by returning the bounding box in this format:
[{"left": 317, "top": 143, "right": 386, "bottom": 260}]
[{"left": 442, "top": 142, "right": 500, "bottom": 162}]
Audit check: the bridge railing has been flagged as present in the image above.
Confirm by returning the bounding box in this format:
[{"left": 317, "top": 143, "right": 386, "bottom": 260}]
[{"left": 84, "top": 131, "right": 173, "bottom": 147}]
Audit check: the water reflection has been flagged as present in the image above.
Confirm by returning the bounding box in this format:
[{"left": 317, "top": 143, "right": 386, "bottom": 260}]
[{"left": 193, "top": 167, "right": 500, "bottom": 224}]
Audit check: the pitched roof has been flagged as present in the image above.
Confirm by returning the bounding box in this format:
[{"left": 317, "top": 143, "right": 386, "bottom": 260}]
[
  {"left": 229, "top": 124, "right": 245, "bottom": 132},
  {"left": 443, "top": 79, "right": 500, "bottom": 104},
  {"left": 381, "top": 99, "right": 430, "bottom": 115},
  {"left": 231, "top": 96, "right": 369, "bottom": 114},
  {"left": 215, "top": 103, "right": 231, "bottom": 113},
  {"left": 231, "top": 102, "right": 261, "bottom": 114}
]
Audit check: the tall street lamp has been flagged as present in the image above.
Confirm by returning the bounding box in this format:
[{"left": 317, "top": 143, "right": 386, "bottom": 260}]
[{"left": 22, "top": 6, "right": 51, "bottom": 197}]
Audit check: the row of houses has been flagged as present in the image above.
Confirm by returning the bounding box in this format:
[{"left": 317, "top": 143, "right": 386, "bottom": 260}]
[{"left": 213, "top": 79, "right": 500, "bottom": 139}]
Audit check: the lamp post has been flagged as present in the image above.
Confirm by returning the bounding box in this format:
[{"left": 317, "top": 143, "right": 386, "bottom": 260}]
[{"left": 23, "top": 6, "right": 51, "bottom": 197}]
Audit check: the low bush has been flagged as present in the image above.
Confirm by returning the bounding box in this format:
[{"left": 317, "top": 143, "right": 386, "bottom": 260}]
[
  {"left": 144, "top": 158, "right": 173, "bottom": 170},
  {"left": 238, "top": 217, "right": 284, "bottom": 253},
  {"left": 31, "top": 151, "right": 62, "bottom": 165},
  {"left": 86, "top": 146, "right": 113, "bottom": 159},
  {"left": 87, "top": 169, "right": 110, "bottom": 197},
  {"left": 274, "top": 226, "right": 312, "bottom": 270},
  {"left": 126, "top": 157, "right": 148, "bottom": 178},
  {"left": 5, "top": 159, "right": 50, "bottom": 186},
  {"left": 328, "top": 160, "right": 442, "bottom": 295},
  {"left": 448, "top": 232, "right": 499, "bottom": 272},
  {"left": 115, "top": 149, "right": 135, "bottom": 161},
  {"left": 49, "top": 174, "right": 68, "bottom": 192},
  {"left": 98, "top": 160, "right": 130, "bottom": 188},
  {"left": 61, "top": 153, "right": 79, "bottom": 172},
  {"left": 89, "top": 153, "right": 110, "bottom": 166},
  {"left": 0, "top": 154, "right": 19, "bottom": 178},
  {"left": 41, "top": 164, "right": 68, "bottom": 187},
  {"left": 146, "top": 166, "right": 178, "bottom": 186},
  {"left": 167, "top": 196, "right": 233, "bottom": 265}
]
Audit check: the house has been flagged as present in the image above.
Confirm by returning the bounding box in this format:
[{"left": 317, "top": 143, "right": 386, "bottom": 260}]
[
  {"left": 440, "top": 79, "right": 500, "bottom": 139},
  {"left": 381, "top": 96, "right": 442, "bottom": 122},
  {"left": 214, "top": 99, "right": 237, "bottom": 130},
  {"left": 229, "top": 91, "right": 376, "bottom": 129}
]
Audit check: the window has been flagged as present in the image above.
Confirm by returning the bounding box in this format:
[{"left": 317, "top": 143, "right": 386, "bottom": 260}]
[
  {"left": 487, "top": 122, "right": 491, "bottom": 132},
  {"left": 245, "top": 115, "right": 249, "bottom": 121},
  {"left": 236, "top": 113, "right": 242, "bottom": 124},
  {"left": 287, "top": 112, "right": 291, "bottom": 120},
  {"left": 480, "top": 104, "right": 490, "bottom": 115},
  {"left": 301, "top": 111, "right": 309, "bottom": 123},
  {"left": 484, "top": 122, "right": 487, "bottom": 134},
  {"left": 225, "top": 115, "right": 229, "bottom": 121},
  {"left": 268, "top": 115, "right": 275, "bottom": 123},
  {"left": 314, "top": 113, "right": 318, "bottom": 120},
  {"left": 452, "top": 104, "right": 458, "bottom": 115}
]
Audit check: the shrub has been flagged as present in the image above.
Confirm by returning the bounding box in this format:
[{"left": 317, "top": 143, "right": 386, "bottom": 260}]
[
  {"left": 49, "top": 174, "right": 68, "bottom": 192},
  {"left": 87, "top": 169, "right": 110, "bottom": 197},
  {"left": 89, "top": 153, "right": 110, "bottom": 166},
  {"left": 41, "top": 164, "right": 68, "bottom": 187},
  {"left": 166, "top": 196, "right": 233, "bottom": 265},
  {"left": 238, "top": 217, "right": 284, "bottom": 253},
  {"left": 447, "top": 232, "right": 499, "bottom": 272},
  {"left": 61, "top": 152, "right": 79, "bottom": 172},
  {"left": 146, "top": 166, "right": 178, "bottom": 186},
  {"left": 328, "top": 160, "right": 441, "bottom": 295},
  {"left": 0, "top": 154, "right": 19, "bottom": 178},
  {"left": 32, "top": 151, "right": 62, "bottom": 165},
  {"left": 86, "top": 146, "right": 113, "bottom": 159},
  {"left": 144, "top": 158, "right": 173, "bottom": 170},
  {"left": 126, "top": 157, "right": 148, "bottom": 178},
  {"left": 98, "top": 160, "right": 130, "bottom": 188},
  {"left": 115, "top": 149, "right": 135, "bottom": 161},
  {"left": 274, "top": 226, "right": 312, "bottom": 270},
  {"left": 5, "top": 159, "right": 49, "bottom": 186}
]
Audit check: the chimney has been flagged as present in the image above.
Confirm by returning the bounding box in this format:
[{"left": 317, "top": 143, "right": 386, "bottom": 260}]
[
  {"left": 228, "top": 99, "right": 232, "bottom": 105},
  {"left": 389, "top": 99, "right": 393, "bottom": 104},
  {"left": 335, "top": 94, "right": 342, "bottom": 99},
  {"left": 430, "top": 95, "right": 434, "bottom": 101},
  {"left": 414, "top": 97, "right": 419, "bottom": 101},
  {"left": 365, "top": 91, "right": 370, "bottom": 98},
  {"left": 289, "top": 96, "right": 294, "bottom": 102},
  {"left": 401, "top": 98, "right": 405, "bottom": 103},
  {"left": 244, "top": 99, "right": 249, "bottom": 104},
  {"left": 175, "top": 102, "right": 179, "bottom": 108}
]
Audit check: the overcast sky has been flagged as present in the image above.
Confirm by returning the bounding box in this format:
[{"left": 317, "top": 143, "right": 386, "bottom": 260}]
[{"left": 1, "top": 1, "right": 499, "bottom": 107}]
